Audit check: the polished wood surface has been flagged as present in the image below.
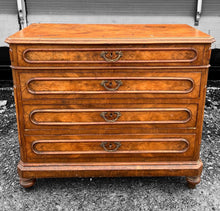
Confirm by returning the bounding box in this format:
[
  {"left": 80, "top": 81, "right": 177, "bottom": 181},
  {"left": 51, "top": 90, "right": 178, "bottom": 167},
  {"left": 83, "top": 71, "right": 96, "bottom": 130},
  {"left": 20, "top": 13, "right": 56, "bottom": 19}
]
[
  {"left": 6, "top": 24, "right": 214, "bottom": 188},
  {"left": 19, "top": 70, "right": 201, "bottom": 99},
  {"left": 15, "top": 44, "right": 210, "bottom": 67},
  {"left": 22, "top": 46, "right": 197, "bottom": 63},
  {"left": 5, "top": 24, "right": 215, "bottom": 44},
  {"left": 24, "top": 134, "right": 196, "bottom": 162},
  {"left": 23, "top": 104, "right": 197, "bottom": 129}
]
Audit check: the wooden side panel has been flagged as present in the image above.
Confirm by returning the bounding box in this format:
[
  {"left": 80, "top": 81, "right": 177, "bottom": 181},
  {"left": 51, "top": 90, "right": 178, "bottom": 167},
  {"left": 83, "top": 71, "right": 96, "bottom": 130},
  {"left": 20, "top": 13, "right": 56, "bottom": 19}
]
[{"left": 11, "top": 68, "right": 26, "bottom": 160}]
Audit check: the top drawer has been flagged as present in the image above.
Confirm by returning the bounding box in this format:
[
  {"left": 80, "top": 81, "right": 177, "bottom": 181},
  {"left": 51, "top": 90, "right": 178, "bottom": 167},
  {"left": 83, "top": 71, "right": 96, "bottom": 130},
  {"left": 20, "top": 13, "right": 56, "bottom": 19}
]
[{"left": 15, "top": 44, "right": 207, "bottom": 67}]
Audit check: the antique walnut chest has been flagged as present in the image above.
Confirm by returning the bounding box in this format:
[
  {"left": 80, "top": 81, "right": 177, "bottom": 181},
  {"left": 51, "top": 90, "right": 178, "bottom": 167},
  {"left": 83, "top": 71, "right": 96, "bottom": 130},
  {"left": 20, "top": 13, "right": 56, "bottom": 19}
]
[{"left": 5, "top": 24, "right": 215, "bottom": 188}]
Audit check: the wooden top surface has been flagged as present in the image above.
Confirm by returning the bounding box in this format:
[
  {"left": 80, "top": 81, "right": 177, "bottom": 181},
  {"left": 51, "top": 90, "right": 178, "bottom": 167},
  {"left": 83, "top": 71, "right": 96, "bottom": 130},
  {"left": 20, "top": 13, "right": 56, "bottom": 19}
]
[{"left": 5, "top": 23, "right": 215, "bottom": 44}]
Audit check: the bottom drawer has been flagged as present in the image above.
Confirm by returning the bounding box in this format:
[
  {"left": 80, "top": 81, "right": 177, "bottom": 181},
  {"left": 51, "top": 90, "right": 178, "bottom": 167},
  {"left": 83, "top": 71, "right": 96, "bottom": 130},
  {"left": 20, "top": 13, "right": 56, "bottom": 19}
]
[{"left": 24, "top": 134, "right": 196, "bottom": 162}]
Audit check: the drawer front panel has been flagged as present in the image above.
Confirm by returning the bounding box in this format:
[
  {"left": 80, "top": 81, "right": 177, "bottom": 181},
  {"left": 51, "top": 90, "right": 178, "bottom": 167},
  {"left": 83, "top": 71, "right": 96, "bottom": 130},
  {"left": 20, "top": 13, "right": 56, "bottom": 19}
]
[
  {"left": 23, "top": 104, "right": 197, "bottom": 129},
  {"left": 24, "top": 134, "right": 196, "bottom": 162},
  {"left": 16, "top": 44, "right": 206, "bottom": 66},
  {"left": 19, "top": 71, "right": 201, "bottom": 99},
  {"left": 23, "top": 48, "right": 197, "bottom": 63},
  {"left": 32, "top": 139, "right": 189, "bottom": 155}
]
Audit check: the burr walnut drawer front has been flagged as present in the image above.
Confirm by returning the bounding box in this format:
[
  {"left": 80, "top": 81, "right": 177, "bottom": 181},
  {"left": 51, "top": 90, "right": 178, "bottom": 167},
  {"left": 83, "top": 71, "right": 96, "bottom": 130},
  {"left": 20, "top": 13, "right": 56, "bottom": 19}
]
[
  {"left": 19, "top": 71, "right": 201, "bottom": 99},
  {"left": 24, "top": 134, "right": 196, "bottom": 162},
  {"left": 23, "top": 104, "right": 198, "bottom": 129},
  {"left": 17, "top": 44, "right": 206, "bottom": 67}
]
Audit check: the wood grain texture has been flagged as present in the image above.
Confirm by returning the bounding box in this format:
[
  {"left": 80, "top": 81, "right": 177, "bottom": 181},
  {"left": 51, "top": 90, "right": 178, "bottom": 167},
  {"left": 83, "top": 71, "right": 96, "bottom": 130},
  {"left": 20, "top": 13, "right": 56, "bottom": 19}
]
[
  {"left": 23, "top": 134, "right": 196, "bottom": 163},
  {"left": 23, "top": 104, "right": 197, "bottom": 129},
  {"left": 32, "top": 139, "right": 189, "bottom": 155},
  {"left": 21, "top": 72, "right": 201, "bottom": 99},
  {"left": 17, "top": 160, "right": 203, "bottom": 184},
  {"left": 22, "top": 47, "right": 198, "bottom": 64},
  {"left": 5, "top": 24, "right": 215, "bottom": 44},
  {"left": 6, "top": 24, "right": 213, "bottom": 188},
  {"left": 15, "top": 44, "right": 209, "bottom": 67}
]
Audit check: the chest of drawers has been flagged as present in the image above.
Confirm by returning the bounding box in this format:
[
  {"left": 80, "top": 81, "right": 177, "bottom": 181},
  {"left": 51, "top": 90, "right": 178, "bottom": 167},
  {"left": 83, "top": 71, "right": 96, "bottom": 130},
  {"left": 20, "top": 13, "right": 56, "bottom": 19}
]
[{"left": 5, "top": 24, "right": 214, "bottom": 188}]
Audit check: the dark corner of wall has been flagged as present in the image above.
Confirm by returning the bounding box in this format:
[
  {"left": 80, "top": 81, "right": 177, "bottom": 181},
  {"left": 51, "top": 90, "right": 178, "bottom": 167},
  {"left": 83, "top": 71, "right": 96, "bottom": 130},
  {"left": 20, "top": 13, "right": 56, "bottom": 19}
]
[
  {"left": 0, "top": 47, "right": 12, "bottom": 87},
  {"left": 209, "top": 48, "right": 220, "bottom": 80}
]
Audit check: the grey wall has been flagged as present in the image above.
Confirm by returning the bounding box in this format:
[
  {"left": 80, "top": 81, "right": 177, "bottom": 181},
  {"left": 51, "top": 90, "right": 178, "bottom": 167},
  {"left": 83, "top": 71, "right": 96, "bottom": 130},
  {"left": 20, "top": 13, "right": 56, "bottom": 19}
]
[
  {"left": 26, "top": 0, "right": 196, "bottom": 16},
  {"left": 1, "top": 0, "right": 220, "bottom": 47},
  {"left": 0, "top": 0, "right": 19, "bottom": 47}
]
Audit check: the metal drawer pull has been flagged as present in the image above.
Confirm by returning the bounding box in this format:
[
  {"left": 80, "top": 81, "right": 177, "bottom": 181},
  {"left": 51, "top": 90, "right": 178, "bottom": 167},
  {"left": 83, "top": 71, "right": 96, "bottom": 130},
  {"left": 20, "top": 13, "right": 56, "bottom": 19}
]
[
  {"left": 101, "top": 80, "right": 123, "bottom": 91},
  {"left": 100, "top": 111, "right": 121, "bottom": 122},
  {"left": 100, "top": 51, "right": 123, "bottom": 62},
  {"left": 101, "top": 142, "right": 121, "bottom": 152}
]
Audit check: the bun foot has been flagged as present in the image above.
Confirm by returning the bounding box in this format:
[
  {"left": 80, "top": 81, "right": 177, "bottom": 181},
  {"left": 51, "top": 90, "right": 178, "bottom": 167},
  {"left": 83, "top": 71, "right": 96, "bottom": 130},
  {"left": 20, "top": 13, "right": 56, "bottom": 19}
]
[
  {"left": 19, "top": 177, "right": 36, "bottom": 188},
  {"left": 186, "top": 176, "right": 201, "bottom": 189}
]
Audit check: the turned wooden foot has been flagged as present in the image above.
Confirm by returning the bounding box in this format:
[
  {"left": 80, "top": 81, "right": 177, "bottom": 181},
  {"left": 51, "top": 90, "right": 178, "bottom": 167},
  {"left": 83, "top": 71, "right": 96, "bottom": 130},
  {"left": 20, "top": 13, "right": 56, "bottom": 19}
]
[
  {"left": 186, "top": 176, "right": 201, "bottom": 189},
  {"left": 19, "top": 177, "right": 36, "bottom": 188}
]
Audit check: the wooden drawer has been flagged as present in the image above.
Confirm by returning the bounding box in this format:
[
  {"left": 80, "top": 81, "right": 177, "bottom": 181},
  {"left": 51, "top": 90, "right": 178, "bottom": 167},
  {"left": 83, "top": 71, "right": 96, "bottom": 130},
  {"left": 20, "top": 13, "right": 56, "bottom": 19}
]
[
  {"left": 16, "top": 44, "right": 207, "bottom": 67},
  {"left": 19, "top": 71, "right": 202, "bottom": 99},
  {"left": 23, "top": 104, "right": 197, "bottom": 129},
  {"left": 24, "top": 134, "right": 196, "bottom": 162}
]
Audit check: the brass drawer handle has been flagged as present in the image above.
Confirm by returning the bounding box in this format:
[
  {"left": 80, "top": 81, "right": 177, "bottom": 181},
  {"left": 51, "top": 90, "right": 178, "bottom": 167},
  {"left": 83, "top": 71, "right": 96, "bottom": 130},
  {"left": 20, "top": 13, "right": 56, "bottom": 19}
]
[
  {"left": 100, "top": 111, "right": 121, "bottom": 122},
  {"left": 101, "top": 141, "right": 121, "bottom": 152},
  {"left": 100, "top": 51, "right": 123, "bottom": 62},
  {"left": 101, "top": 80, "right": 123, "bottom": 91}
]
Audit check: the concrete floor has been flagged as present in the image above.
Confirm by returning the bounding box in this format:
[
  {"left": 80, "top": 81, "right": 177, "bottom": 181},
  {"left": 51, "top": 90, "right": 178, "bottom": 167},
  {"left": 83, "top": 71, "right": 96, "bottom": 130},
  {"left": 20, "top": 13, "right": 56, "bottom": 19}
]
[{"left": 0, "top": 81, "right": 219, "bottom": 211}]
